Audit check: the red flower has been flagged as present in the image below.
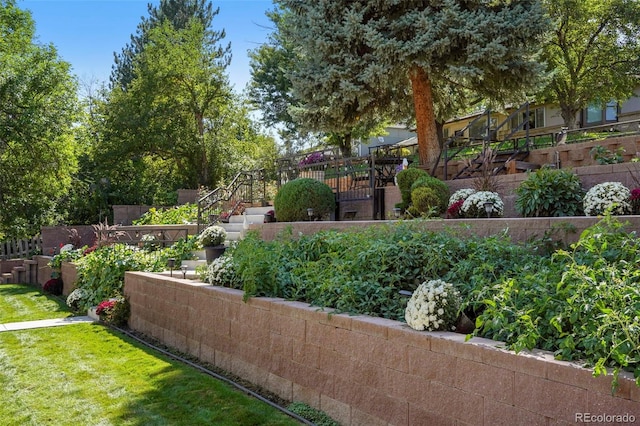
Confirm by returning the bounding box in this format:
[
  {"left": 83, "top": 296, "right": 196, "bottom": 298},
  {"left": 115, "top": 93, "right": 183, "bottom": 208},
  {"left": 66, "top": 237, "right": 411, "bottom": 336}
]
[
  {"left": 96, "top": 299, "right": 117, "bottom": 316},
  {"left": 446, "top": 199, "right": 465, "bottom": 219},
  {"left": 631, "top": 188, "right": 640, "bottom": 201}
]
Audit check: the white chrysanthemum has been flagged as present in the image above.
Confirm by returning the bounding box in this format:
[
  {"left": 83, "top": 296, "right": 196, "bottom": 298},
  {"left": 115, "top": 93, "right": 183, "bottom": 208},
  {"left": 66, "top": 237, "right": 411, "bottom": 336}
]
[
  {"left": 448, "top": 188, "right": 476, "bottom": 207},
  {"left": 461, "top": 191, "right": 504, "bottom": 218},
  {"left": 583, "top": 182, "right": 631, "bottom": 216},
  {"left": 405, "top": 279, "right": 461, "bottom": 331}
]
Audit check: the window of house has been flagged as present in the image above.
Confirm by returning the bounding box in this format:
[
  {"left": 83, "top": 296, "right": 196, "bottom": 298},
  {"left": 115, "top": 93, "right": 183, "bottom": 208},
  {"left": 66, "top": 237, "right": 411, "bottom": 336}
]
[
  {"left": 510, "top": 106, "right": 545, "bottom": 130},
  {"left": 583, "top": 101, "right": 618, "bottom": 126}
]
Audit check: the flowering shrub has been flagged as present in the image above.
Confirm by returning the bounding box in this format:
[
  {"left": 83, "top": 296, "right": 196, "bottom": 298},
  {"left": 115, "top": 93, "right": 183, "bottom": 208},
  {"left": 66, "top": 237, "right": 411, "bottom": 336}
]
[
  {"left": 200, "top": 254, "right": 239, "bottom": 288},
  {"left": 630, "top": 188, "right": 640, "bottom": 215},
  {"left": 43, "top": 278, "right": 63, "bottom": 295},
  {"left": 447, "top": 188, "right": 476, "bottom": 218},
  {"left": 460, "top": 191, "right": 504, "bottom": 218},
  {"left": 405, "top": 279, "right": 461, "bottom": 331},
  {"left": 95, "top": 295, "right": 130, "bottom": 326},
  {"left": 298, "top": 152, "right": 325, "bottom": 167},
  {"left": 583, "top": 182, "right": 631, "bottom": 216},
  {"left": 198, "top": 225, "right": 227, "bottom": 247},
  {"left": 66, "top": 288, "right": 88, "bottom": 313}
]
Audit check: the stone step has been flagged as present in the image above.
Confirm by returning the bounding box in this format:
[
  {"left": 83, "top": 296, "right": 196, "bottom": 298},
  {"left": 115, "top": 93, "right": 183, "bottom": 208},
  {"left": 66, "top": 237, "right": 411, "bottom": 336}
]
[
  {"left": 220, "top": 222, "right": 244, "bottom": 233},
  {"left": 226, "top": 231, "right": 242, "bottom": 241},
  {"left": 1, "top": 273, "right": 12, "bottom": 284},
  {"left": 244, "top": 206, "right": 274, "bottom": 216},
  {"left": 244, "top": 214, "right": 267, "bottom": 225},
  {"left": 12, "top": 266, "right": 26, "bottom": 284}
]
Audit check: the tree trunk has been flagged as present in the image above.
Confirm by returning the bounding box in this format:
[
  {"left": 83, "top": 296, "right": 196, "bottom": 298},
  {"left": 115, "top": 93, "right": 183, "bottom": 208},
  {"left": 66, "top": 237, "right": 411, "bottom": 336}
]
[
  {"left": 340, "top": 133, "right": 352, "bottom": 157},
  {"left": 409, "top": 66, "right": 440, "bottom": 170},
  {"left": 560, "top": 103, "right": 579, "bottom": 130}
]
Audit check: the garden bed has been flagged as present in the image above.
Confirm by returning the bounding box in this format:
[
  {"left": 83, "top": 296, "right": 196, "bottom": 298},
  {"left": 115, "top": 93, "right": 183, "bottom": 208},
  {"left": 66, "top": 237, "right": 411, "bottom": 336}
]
[{"left": 124, "top": 272, "right": 640, "bottom": 425}]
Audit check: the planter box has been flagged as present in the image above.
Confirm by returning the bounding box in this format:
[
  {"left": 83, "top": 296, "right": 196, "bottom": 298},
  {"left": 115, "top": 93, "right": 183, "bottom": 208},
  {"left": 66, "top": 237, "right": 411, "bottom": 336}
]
[{"left": 124, "top": 273, "right": 640, "bottom": 426}]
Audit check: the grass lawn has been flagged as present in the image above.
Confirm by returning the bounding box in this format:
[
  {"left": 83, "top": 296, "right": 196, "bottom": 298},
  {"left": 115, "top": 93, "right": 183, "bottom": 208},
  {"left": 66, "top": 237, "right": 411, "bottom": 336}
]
[
  {"left": 0, "top": 284, "right": 71, "bottom": 323},
  {"left": 0, "top": 285, "right": 302, "bottom": 426}
]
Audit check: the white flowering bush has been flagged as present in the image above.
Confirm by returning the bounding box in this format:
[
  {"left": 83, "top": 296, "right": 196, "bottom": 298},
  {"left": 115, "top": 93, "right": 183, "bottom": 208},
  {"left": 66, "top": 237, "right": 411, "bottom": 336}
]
[
  {"left": 583, "top": 182, "right": 631, "bottom": 216},
  {"left": 460, "top": 191, "right": 504, "bottom": 218},
  {"left": 405, "top": 279, "right": 461, "bottom": 331},
  {"left": 448, "top": 188, "right": 476, "bottom": 207},
  {"left": 66, "top": 287, "right": 88, "bottom": 313},
  {"left": 198, "top": 225, "right": 227, "bottom": 247},
  {"left": 200, "top": 254, "right": 238, "bottom": 287}
]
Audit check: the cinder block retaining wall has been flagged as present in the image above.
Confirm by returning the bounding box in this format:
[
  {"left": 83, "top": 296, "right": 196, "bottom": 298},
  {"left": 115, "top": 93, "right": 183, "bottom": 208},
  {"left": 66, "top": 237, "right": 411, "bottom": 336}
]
[
  {"left": 253, "top": 216, "right": 640, "bottom": 246},
  {"left": 124, "top": 272, "right": 640, "bottom": 425}
]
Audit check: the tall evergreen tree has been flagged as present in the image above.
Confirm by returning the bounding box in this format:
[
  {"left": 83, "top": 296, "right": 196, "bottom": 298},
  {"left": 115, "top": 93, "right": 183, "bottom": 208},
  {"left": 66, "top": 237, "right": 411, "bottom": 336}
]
[
  {"left": 277, "top": 0, "right": 548, "bottom": 167},
  {"left": 110, "top": 0, "right": 230, "bottom": 91}
]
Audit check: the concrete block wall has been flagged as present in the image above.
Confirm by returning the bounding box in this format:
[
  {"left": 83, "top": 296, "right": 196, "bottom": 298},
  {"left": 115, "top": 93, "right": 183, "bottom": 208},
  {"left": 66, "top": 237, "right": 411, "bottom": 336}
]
[
  {"left": 252, "top": 216, "right": 640, "bottom": 246},
  {"left": 125, "top": 273, "right": 640, "bottom": 425}
]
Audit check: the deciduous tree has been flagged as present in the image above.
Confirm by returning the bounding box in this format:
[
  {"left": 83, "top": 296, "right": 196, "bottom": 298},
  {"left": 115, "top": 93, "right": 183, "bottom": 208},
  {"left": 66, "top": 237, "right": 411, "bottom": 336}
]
[
  {"left": 540, "top": 0, "right": 640, "bottom": 129},
  {"left": 0, "top": 0, "right": 79, "bottom": 237}
]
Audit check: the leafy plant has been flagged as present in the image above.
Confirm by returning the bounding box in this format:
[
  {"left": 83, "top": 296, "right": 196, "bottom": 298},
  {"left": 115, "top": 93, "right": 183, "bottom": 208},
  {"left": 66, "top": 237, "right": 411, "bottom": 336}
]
[
  {"left": 287, "top": 402, "right": 339, "bottom": 426},
  {"left": 132, "top": 203, "right": 198, "bottom": 225},
  {"left": 590, "top": 145, "right": 625, "bottom": 165},
  {"left": 73, "top": 236, "right": 199, "bottom": 310},
  {"left": 273, "top": 178, "right": 335, "bottom": 221},
  {"left": 515, "top": 167, "right": 585, "bottom": 217}
]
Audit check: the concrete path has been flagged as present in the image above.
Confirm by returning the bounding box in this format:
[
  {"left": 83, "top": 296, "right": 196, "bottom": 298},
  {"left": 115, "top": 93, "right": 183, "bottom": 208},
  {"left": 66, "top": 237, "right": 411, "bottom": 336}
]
[{"left": 0, "top": 316, "right": 94, "bottom": 332}]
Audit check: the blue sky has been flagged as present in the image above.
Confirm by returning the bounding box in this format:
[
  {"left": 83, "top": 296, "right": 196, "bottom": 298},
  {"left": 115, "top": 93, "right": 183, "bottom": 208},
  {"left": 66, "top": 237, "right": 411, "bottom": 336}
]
[{"left": 19, "top": 0, "right": 274, "bottom": 92}]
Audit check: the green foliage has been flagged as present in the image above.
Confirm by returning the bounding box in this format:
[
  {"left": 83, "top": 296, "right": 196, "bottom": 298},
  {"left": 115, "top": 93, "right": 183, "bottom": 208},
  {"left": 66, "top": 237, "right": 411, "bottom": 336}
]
[
  {"left": 410, "top": 187, "right": 441, "bottom": 217},
  {"left": 540, "top": 0, "right": 640, "bottom": 128},
  {"left": 133, "top": 204, "right": 198, "bottom": 225},
  {"left": 410, "top": 175, "right": 449, "bottom": 215},
  {"left": 0, "top": 1, "right": 79, "bottom": 237},
  {"left": 276, "top": 0, "right": 549, "bottom": 164},
  {"left": 74, "top": 237, "right": 198, "bottom": 310},
  {"left": 287, "top": 402, "right": 339, "bottom": 426},
  {"left": 396, "top": 168, "right": 429, "bottom": 207},
  {"left": 274, "top": 178, "right": 335, "bottom": 222},
  {"left": 515, "top": 167, "right": 585, "bottom": 217},
  {"left": 473, "top": 215, "right": 640, "bottom": 390},
  {"left": 590, "top": 145, "right": 625, "bottom": 165}
]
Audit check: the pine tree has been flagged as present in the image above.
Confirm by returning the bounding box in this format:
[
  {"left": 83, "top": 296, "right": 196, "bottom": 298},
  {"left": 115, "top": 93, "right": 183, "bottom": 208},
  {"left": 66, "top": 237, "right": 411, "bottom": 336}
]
[{"left": 277, "top": 0, "right": 548, "bottom": 167}]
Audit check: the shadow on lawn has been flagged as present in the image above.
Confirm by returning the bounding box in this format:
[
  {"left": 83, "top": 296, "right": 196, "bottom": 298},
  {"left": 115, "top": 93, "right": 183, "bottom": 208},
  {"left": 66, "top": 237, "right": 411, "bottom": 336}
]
[{"left": 100, "top": 327, "right": 301, "bottom": 426}]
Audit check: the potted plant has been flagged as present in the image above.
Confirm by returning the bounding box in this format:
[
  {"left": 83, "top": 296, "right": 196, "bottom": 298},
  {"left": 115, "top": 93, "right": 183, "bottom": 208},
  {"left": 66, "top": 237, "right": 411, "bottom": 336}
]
[
  {"left": 198, "top": 224, "right": 227, "bottom": 263},
  {"left": 298, "top": 152, "right": 326, "bottom": 181}
]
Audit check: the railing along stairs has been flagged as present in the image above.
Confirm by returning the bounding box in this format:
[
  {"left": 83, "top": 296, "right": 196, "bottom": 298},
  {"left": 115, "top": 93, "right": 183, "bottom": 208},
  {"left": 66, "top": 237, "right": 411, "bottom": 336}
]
[
  {"left": 197, "top": 169, "right": 266, "bottom": 233},
  {"left": 447, "top": 103, "right": 534, "bottom": 180}
]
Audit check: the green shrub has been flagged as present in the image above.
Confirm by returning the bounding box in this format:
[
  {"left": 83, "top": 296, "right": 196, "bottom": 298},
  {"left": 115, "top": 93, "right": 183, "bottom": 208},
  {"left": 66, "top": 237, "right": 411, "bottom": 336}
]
[
  {"left": 274, "top": 178, "right": 335, "bottom": 221},
  {"left": 410, "top": 187, "right": 440, "bottom": 217},
  {"left": 132, "top": 203, "right": 198, "bottom": 225},
  {"left": 515, "top": 167, "right": 585, "bottom": 217},
  {"left": 396, "top": 168, "right": 429, "bottom": 207},
  {"left": 410, "top": 175, "right": 449, "bottom": 215}
]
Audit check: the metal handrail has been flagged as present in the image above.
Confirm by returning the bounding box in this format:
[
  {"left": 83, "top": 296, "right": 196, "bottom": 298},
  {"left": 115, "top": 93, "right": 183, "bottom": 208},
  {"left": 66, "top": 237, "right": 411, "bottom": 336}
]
[{"left": 197, "top": 170, "right": 264, "bottom": 232}]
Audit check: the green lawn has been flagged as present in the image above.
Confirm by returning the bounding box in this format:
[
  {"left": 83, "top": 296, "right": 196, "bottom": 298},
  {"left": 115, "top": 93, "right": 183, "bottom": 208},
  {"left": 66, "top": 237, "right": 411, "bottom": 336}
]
[
  {"left": 0, "top": 284, "right": 71, "bottom": 323},
  {"left": 0, "top": 285, "right": 301, "bottom": 426}
]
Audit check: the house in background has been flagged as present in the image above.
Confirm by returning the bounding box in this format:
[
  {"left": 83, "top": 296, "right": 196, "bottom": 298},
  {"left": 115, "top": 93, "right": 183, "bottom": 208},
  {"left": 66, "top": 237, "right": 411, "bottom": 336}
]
[{"left": 359, "top": 88, "right": 640, "bottom": 156}]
